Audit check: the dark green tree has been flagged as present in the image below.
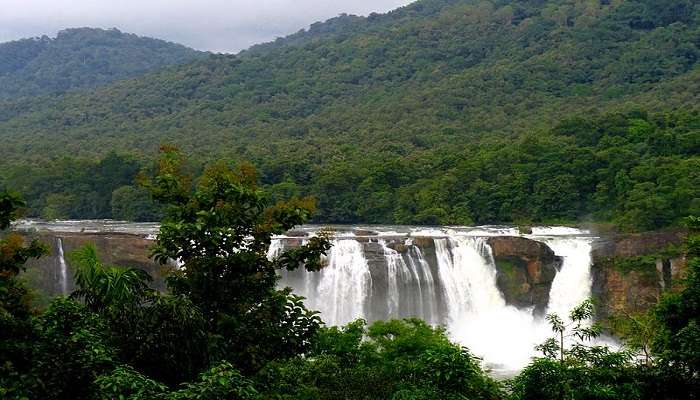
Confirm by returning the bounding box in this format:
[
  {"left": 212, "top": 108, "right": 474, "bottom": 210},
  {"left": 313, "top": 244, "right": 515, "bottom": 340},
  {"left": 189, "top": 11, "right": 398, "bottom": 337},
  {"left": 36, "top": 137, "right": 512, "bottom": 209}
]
[
  {"left": 146, "top": 148, "right": 331, "bottom": 373},
  {"left": 0, "top": 191, "right": 47, "bottom": 398},
  {"left": 256, "top": 318, "right": 502, "bottom": 400},
  {"left": 651, "top": 217, "right": 700, "bottom": 397},
  {"left": 26, "top": 299, "right": 116, "bottom": 400},
  {"left": 69, "top": 243, "right": 209, "bottom": 387}
]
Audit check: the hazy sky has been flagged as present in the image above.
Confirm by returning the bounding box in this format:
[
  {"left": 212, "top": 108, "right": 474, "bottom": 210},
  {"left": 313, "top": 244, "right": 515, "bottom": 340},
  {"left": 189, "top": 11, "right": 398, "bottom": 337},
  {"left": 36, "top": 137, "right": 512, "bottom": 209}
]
[{"left": 0, "top": 0, "right": 414, "bottom": 53}]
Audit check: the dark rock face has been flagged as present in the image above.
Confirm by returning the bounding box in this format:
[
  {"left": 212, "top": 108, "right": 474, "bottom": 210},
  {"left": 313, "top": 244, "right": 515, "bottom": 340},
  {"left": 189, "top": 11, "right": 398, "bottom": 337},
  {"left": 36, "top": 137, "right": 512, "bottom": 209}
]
[
  {"left": 24, "top": 227, "right": 686, "bottom": 323},
  {"left": 353, "top": 229, "right": 379, "bottom": 236},
  {"left": 591, "top": 229, "right": 688, "bottom": 319},
  {"left": 285, "top": 230, "right": 309, "bottom": 237},
  {"left": 592, "top": 229, "right": 687, "bottom": 259},
  {"left": 22, "top": 232, "right": 170, "bottom": 297},
  {"left": 487, "top": 237, "right": 562, "bottom": 314}
]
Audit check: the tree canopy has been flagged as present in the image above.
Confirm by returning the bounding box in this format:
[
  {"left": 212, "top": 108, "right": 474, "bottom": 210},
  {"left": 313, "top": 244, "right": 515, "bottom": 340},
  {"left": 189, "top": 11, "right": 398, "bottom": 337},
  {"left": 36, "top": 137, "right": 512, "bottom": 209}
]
[
  {"left": 0, "top": 1, "right": 697, "bottom": 229},
  {"left": 0, "top": 28, "right": 204, "bottom": 99}
]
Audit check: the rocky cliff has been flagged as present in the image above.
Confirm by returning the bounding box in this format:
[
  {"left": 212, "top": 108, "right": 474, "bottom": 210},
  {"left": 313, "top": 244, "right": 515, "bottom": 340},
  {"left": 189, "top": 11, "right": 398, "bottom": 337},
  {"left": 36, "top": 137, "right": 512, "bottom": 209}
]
[
  {"left": 488, "top": 237, "right": 562, "bottom": 314},
  {"left": 22, "top": 232, "right": 172, "bottom": 298},
  {"left": 18, "top": 225, "right": 688, "bottom": 321},
  {"left": 591, "top": 229, "right": 688, "bottom": 320}
]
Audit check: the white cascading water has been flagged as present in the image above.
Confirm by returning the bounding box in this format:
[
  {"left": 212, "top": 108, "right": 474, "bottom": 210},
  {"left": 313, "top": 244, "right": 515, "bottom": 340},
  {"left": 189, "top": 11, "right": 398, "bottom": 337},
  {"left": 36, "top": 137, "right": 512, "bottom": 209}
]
[
  {"left": 435, "top": 237, "right": 545, "bottom": 372},
  {"left": 56, "top": 238, "right": 69, "bottom": 295},
  {"left": 543, "top": 237, "right": 594, "bottom": 318},
  {"left": 267, "top": 239, "right": 284, "bottom": 260},
  {"left": 407, "top": 246, "right": 439, "bottom": 325},
  {"left": 434, "top": 237, "right": 506, "bottom": 321},
  {"left": 444, "top": 234, "right": 596, "bottom": 373},
  {"left": 379, "top": 240, "right": 415, "bottom": 318},
  {"left": 274, "top": 227, "right": 597, "bottom": 374},
  {"left": 282, "top": 239, "right": 373, "bottom": 326}
]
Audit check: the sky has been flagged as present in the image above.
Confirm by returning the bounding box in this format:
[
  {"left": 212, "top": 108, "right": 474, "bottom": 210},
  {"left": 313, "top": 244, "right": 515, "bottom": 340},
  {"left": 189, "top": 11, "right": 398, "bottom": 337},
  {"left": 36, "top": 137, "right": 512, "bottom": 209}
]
[{"left": 0, "top": 0, "right": 415, "bottom": 53}]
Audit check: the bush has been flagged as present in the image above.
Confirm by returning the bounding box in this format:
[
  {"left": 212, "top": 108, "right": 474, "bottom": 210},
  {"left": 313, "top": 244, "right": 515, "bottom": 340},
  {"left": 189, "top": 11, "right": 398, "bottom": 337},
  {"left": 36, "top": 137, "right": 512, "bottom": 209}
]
[
  {"left": 256, "top": 319, "right": 502, "bottom": 400},
  {"left": 28, "top": 298, "right": 116, "bottom": 400}
]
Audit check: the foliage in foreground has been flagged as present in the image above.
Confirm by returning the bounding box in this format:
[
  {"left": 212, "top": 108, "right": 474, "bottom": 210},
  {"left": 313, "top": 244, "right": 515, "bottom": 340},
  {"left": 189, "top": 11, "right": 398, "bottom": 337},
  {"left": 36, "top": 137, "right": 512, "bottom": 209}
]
[
  {"left": 511, "top": 300, "right": 643, "bottom": 400},
  {"left": 2, "top": 156, "right": 700, "bottom": 399},
  {"left": 256, "top": 319, "right": 502, "bottom": 400},
  {"left": 0, "top": 191, "right": 48, "bottom": 398}
]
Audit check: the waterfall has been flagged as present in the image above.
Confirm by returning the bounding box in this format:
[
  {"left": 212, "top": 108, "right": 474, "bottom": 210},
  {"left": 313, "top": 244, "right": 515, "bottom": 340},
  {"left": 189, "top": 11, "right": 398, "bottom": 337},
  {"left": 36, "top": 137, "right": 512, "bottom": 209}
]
[
  {"left": 406, "top": 246, "right": 439, "bottom": 325},
  {"left": 267, "top": 239, "right": 284, "bottom": 260},
  {"left": 544, "top": 237, "right": 594, "bottom": 318},
  {"left": 292, "top": 239, "right": 373, "bottom": 326},
  {"left": 434, "top": 237, "right": 546, "bottom": 372},
  {"left": 56, "top": 238, "right": 69, "bottom": 295},
  {"left": 23, "top": 220, "right": 601, "bottom": 375},
  {"left": 434, "top": 237, "right": 506, "bottom": 322},
  {"left": 379, "top": 240, "right": 414, "bottom": 318},
  {"left": 272, "top": 226, "right": 597, "bottom": 374}
]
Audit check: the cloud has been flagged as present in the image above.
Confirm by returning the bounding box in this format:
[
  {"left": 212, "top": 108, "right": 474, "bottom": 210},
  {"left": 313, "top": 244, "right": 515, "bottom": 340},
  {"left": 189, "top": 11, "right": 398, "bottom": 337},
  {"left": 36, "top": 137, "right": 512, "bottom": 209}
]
[{"left": 0, "top": 0, "right": 414, "bottom": 52}]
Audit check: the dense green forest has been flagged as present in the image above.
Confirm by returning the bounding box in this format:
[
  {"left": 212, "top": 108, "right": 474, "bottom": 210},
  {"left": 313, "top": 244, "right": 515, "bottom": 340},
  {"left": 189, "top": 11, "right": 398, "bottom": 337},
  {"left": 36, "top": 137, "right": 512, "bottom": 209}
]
[
  {"left": 0, "top": 28, "right": 204, "bottom": 98},
  {"left": 0, "top": 0, "right": 698, "bottom": 229},
  {"left": 2, "top": 154, "right": 699, "bottom": 399},
  {"left": 3, "top": 110, "right": 698, "bottom": 230},
  {"left": 1, "top": 0, "right": 699, "bottom": 398}
]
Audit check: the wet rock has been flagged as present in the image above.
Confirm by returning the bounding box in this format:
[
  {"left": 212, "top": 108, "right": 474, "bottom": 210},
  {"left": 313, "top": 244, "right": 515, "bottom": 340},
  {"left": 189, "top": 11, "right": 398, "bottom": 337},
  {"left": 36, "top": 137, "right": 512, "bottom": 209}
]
[
  {"left": 591, "top": 229, "right": 687, "bottom": 319},
  {"left": 411, "top": 237, "right": 436, "bottom": 249},
  {"left": 488, "top": 236, "right": 562, "bottom": 314},
  {"left": 22, "top": 232, "right": 170, "bottom": 296},
  {"left": 387, "top": 242, "right": 409, "bottom": 254},
  {"left": 518, "top": 226, "right": 533, "bottom": 235}
]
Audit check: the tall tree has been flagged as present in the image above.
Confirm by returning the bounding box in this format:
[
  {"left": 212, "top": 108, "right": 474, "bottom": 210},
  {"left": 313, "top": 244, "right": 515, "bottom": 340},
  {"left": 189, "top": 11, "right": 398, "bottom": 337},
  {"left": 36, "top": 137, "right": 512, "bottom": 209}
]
[
  {"left": 0, "top": 191, "right": 47, "bottom": 397},
  {"left": 146, "top": 147, "right": 331, "bottom": 372}
]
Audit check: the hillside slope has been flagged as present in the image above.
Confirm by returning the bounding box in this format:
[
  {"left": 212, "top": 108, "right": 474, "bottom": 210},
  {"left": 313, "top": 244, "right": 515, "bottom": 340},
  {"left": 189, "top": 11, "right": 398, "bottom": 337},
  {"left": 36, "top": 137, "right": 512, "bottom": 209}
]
[
  {"left": 0, "top": 28, "right": 204, "bottom": 98},
  {"left": 0, "top": 0, "right": 698, "bottom": 226}
]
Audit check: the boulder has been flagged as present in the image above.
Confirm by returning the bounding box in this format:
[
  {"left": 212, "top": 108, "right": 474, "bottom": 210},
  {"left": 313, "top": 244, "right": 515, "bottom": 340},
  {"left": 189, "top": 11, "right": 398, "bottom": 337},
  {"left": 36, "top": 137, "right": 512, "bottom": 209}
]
[{"left": 487, "top": 237, "right": 562, "bottom": 314}]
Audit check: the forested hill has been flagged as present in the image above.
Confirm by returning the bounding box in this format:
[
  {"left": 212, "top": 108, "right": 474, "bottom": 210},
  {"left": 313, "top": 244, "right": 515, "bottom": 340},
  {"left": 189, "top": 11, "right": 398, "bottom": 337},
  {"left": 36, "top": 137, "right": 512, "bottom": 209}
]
[
  {"left": 0, "top": 0, "right": 698, "bottom": 228},
  {"left": 0, "top": 28, "right": 204, "bottom": 98}
]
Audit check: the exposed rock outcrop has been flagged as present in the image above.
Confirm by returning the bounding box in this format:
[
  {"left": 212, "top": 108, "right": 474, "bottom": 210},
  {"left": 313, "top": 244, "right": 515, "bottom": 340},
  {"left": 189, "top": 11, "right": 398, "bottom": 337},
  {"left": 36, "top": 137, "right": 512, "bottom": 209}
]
[
  {"left": 22, "top": 232, "right": 170, "bottom": 297},
  {"left": 591, "top": 229, "right": 687, "bottom": 320},
  {"left": 487, "top": 237, "right": 562, "bottom": 314},
  {"left": 22, "top": 225, "right": 687, "bottom": 324},
  {"left": 353, "top": 229, "right": 379, "bottom": 236}
]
